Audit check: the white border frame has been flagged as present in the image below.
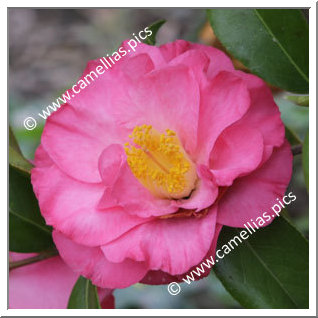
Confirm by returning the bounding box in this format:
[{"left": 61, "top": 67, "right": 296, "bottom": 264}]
[{"left": 3, "top": 1, "right": 316, "bottom": 316}]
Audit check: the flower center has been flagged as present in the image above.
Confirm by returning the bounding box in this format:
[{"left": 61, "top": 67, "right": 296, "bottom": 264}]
[{"left": 124, "top": 124, "right": 197, "bottom": 199}]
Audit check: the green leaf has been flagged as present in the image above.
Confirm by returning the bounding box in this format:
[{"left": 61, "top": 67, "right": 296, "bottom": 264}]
[
  {"left": 9, "top": 127, "right": 33, "bottom": 175},
  {"left": 284, "top": 126, "right": 302, "bottom": 146},
  {"left": 208, "top": 9, "right": 309, "bottom": 93},
  {"left": 302, "top": 131, "right": 309, "bottom": 191},
  {"left": 213, "top": 216, "right": 309, "bottom": 308},
  {"left": 9, "top": 127, "right": 23, "bottom": 154},
  {"left": 275, "top": 96, "right": 309, "bottom": 143},
  {"left": 68, "top": 276, "right": 101, "bottom": 309},
  {"left": 9, "top": 166, "right": 54, "bottom": 252},
  {"left": 285, "top": 95, "right": 309, "bottom": 107},
  {"left": 143, "top": 19, "right": 166, "bottom": 45}
]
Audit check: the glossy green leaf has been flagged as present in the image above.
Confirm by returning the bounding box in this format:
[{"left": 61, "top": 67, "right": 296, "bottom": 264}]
[
  {"left": 302, "top": 131, "right": 309, "bottom": 191},
  {"left": 143, "top": 19, "right": 166, "bottom": 45},
  {"left": 68, "top": 276, "right": 101, "bottom": 309},
  {"left": 9, "top": 166, "right": 54, "bottom": 252},
  {"left": 213, "top": 216, "right": 309, "bottom": 308},
  {"left": 9, "top": 127, "right": 32, "bottom": 175},
  {"left": 9, "top": 127, "right": 22, "bottom": 154},
  {"left": 208, "top": 9, "right": 309, "bottom": 93},
  {"left": 275, "top": 96, "right": 309, "bottom": 143}
]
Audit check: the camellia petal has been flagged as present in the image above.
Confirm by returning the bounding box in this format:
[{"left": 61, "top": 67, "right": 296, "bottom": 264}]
[
  {"left": 53, "top": 231, "right": 149, "bottom": 289},
  {"left": 210, "top": 124, "right": 264, "bottom": 186},
  {"left": 101, "top": 206, "right": 217, "bottom": 275},
  {"left": 112, "top": 65, "right": 200, "bottom": 155},
  {"left": 32, "top": 150, "right": 150, "bottom": 246},
  {"left": 233, "top": 70, "right": 285, "bottom": 163},
  {"left": 196, "top": 71, "right": 251, "bottom": 164},
  {"left": 141, "top": 223, "right": 223, "bottom": 285},
  {"left": 217, "top": 140, "right": 292, "bottom": 227}
]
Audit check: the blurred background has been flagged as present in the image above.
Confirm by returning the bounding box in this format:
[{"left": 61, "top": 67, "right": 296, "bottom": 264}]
[{"left": 8, "top": 8, "right": 308, "bottom": 309}]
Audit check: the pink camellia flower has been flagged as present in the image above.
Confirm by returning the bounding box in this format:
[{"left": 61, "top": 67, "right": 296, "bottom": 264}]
[
  {"left": 9, "top": 252, "right": 114, "bottom": 308},
  {"left": 31, "top": 40, "right": 292, "bottom": 289}
]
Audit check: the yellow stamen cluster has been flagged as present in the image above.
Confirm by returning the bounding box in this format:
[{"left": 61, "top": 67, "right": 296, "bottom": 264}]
[{"left": 124, "top": 124, "right": 197, "bottom": 199}]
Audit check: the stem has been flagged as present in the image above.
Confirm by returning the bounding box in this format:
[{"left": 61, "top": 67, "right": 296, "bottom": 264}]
[
  {"left": 9, "top": 249, "right": 58, "bottom": 271},
  {"left": 292, "top": 144, "right": 302, "bottom": 156}
]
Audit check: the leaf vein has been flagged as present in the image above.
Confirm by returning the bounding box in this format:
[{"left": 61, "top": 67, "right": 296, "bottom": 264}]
[
  {"left": 254, "top": 9, "right": 309, "bottom": 83},
  {"left": 243, "top": 237, "right": 298, "bottom": 307},
  {"left": 9, "top": 208, "right": 51, "bottom": 235}
]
